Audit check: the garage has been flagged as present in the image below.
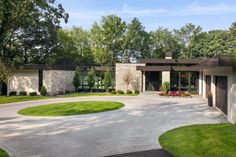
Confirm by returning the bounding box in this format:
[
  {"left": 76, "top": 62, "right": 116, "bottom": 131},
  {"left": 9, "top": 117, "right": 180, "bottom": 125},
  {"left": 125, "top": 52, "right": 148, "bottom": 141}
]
[{"left": 215, "top": 76, "right": 228, "bottom": 115}]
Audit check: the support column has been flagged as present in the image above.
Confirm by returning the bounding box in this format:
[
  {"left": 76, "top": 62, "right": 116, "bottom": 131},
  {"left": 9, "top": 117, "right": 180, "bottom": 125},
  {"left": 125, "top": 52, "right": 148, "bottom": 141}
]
[{"left": 188, "top": 72, "right": 191, "bottom": 91}]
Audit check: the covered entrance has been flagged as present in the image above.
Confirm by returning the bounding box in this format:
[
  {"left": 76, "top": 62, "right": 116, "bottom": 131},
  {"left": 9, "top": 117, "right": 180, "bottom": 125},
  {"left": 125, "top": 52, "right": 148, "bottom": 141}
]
[
  {"left": 216, "top": 76, "right": 228, "bottom": 115},
  {"left": 145, "top": 71, "right": 162, "bottom": 91},
  {"left": 0, "top": 82, "right": 7, "bottom": 96}
]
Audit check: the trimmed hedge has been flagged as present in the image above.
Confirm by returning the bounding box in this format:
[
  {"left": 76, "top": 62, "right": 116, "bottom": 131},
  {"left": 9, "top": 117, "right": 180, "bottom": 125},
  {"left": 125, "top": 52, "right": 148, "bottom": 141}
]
[
  {"left": 29, "top": 92, "right": 37, "bottom": 96},
  {"left": 9, "top": 91, "right": 17, "bottom": 96},
  {"left": 116, "top": 90, "right": 124, "bottom": 94},
  {"left": 19, "top": 91, "right": 27, "bottom": 96}
]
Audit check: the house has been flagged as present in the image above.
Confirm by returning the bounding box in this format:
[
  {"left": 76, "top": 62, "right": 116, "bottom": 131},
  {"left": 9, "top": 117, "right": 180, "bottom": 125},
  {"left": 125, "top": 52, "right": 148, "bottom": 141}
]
[{"left": 4, "top": 52, "right": 236, "bottom": 123}]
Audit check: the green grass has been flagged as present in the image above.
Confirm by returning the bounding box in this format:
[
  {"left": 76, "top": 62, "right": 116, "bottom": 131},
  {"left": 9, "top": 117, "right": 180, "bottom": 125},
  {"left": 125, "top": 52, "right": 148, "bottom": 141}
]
[
  {"left": 0, "top": 96, "right": 48, "bottom": 104},
  {"left": 0, "top": 148, "right": 9, "bottom": 157},
  {"left": 159, "top": 124, "right": 236, "bottom": 157},
  {"left": 18, "top": 101, "right": 125, "bottom": 116},
  {"left": 0, "top": 92, "right": 137, "bottom": 104}
]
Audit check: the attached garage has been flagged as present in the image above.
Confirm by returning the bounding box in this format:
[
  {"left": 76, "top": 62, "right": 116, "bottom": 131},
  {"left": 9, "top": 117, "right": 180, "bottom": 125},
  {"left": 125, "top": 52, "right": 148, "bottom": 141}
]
[{"left": 215, "top": 76, "right": 228, "bottom": 115}]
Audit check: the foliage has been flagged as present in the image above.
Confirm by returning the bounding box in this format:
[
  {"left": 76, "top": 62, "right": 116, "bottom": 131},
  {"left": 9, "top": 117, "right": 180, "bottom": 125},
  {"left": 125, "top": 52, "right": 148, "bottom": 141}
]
[
  {"left": 126, "top": 90, "right": 132, "bottom": 94},
  {"left": 134, "top": 90, "right": 140, "bottom": 94},
  {"left": 123, "top": 17, "right": 150, "bottom": 62},
  {"left": 90, "top": 15, "right": 126, "bottom": 66},
  {"left": 9, "top": 91, "right": 17, "bottom": 96},
  {"left": 123, "top": 71, "right": 133, "bottom": 90},
  {"left": 0, "top": 62, "right": 13, "bottom": 95},
  {"left": 40, "top": 86, "right": 47, "bottom": 96},
  {"left": 150, "top": 28, "right": 180, "bottom": 58},
  {"left": 73, "top": 67, "right": 81, "bottom": 92},
  {"left": 116, "top": 90, "right": 124, "bottom": 94},
  {"left": 103, "top": 70, "right": 113, "bottom": 92},
  {"left": 29, "top": 92, "right": 37, "bottom": 96},
  {"left": 87, "top": 67, "right": 96, "bottom": 92},
  {"left": 159, "top": 124, "right": 236, "bottom": 157},
  {"left": 162, "top": 82, "right": 170, "bottom": 95},
  {"left": 19, "top": 91, "right": 27, "bottom": 96},
  {"left": 110, "top": 90, "right": 116, "bottom": 94},
  {"left": 54, "top": 27, "right": 94, "bottom": 65},
  {"left": 18, "top": 101, "right": 125, "bottom": 116},
  {"left": 0, "top": 0, "right": 68, "bottom": 64}
]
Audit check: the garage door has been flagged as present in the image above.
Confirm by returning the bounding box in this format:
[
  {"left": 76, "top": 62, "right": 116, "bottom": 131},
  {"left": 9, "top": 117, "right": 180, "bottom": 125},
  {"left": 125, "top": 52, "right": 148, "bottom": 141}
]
[
  {"left": 216, "top": 76, "right": 228, "bottom": 115},
  {"left": 205, "top": 75, "right": 211, "bottom": 97}
]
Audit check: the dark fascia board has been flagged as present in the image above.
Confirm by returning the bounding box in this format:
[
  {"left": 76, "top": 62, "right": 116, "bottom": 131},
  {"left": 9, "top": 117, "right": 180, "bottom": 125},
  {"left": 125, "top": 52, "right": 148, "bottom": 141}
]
[
  {"left": 197, "top": 55, "right": 236, "bottom": 68},
  {"left": 16, "top": 64, "right": 115, "bottom": 72},
  {"left": 137, "top": 65, "right": 201, "bottom": 72},
  {"left": 139, "top": 59, "right": 203, "bottom": 65}
]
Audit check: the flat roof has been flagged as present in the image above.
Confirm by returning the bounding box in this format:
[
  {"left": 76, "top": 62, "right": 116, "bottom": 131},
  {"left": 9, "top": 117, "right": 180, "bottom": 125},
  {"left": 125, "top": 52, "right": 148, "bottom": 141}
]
[
  {"left": 16, "top": 64, "right": 115, "bottom": 71},
  {"left": 139, "top": 59, "right": 202, "bottom": 65}
]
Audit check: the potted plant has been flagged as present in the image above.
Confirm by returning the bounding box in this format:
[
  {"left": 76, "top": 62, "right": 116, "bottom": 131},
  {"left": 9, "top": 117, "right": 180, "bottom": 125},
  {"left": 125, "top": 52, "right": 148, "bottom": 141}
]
[{"left": 208, "top": 91, "right": 213, "bottom": 107}]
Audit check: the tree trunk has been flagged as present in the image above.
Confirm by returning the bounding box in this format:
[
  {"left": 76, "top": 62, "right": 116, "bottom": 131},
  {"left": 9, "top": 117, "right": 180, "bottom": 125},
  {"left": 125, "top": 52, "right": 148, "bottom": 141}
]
[{"left": 0, "top": 82, "right": 2, "bottom": 96}]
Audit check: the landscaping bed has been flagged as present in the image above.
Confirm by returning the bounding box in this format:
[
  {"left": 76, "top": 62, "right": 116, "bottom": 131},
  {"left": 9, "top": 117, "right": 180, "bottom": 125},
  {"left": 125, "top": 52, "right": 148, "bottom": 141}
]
[
  {"left": 0, "top": 148, "right": 9, "bottom": 157},
  {"left": 18, "top": 101, "right": 125, "bottom": 116},
  {"left": 159, "top": 124, "right": 236, "bottom": 157}
]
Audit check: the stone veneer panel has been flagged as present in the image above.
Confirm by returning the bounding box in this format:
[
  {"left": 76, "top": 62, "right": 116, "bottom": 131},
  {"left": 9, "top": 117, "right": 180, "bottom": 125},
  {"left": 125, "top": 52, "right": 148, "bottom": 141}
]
[
  {"left": 8, "top": 69, "right": 39, "bottom": 94},
  {"left": 43, "top": 70, "right": 75, "bottom": 95},
  {"left": 115, "top": 63, "right": 145, "bottom": 91}
]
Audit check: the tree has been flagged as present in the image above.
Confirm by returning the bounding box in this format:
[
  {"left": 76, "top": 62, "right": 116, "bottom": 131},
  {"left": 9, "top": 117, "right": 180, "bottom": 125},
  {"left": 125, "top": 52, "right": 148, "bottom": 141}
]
[
  {"left": 103, "top": 70, "right": 113, "bottom": 92},
  {"left": 90, "top": 15, "right": 126, "bottom": 66},
  {"left": 150, "top": 28, "right": 180, "bottom": 58},
  {"left": 123, "top": 17, "right": 150, "bottom": 62},
  {"left": 0, "top": 62, "right": 13, "bottom": 96},
  {"left": 73, "top": 67, "right": 81, "bottom": 92},
  {"left": 87, "top": 67, "right": 96, "bottom": 92},
  {"left": 174, "top": 23, "right": 202, "bottom": 58},
  {"left": 0, "top": 0, "right": 69, "bottom": 63},
  {"left": 54, "top": 27, "right": 94, "bottom": 65},
  {"left": 123, "top": 71, "right": 132, "bottom": 91}
]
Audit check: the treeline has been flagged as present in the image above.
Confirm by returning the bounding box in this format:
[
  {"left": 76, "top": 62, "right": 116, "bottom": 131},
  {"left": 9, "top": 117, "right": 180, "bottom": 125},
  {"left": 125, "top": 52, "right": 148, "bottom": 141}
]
[
  {"left": 55, "top": 16, "right": 236, "bottom": 66},
  {"left": 1, "top": 1, "right": 236, "bottom": 66}
]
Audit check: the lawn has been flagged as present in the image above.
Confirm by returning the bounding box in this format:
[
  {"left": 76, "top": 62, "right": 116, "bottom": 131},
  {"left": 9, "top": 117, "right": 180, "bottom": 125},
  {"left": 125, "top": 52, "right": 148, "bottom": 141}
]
[
  {"left": 0, "top": 92, "right": 137, "bottom": 104},
  {"left": 159, "top": 123, "right": 236, "bottom": 157},
  {"left": 0, "top": 148, "right": 9, "bottom": 157},
  {"left": 0, "top": 96, "right": 49, "bottom": 104},
  {"left": 18, "top": 101, "right": 125, "bottom": 116}
]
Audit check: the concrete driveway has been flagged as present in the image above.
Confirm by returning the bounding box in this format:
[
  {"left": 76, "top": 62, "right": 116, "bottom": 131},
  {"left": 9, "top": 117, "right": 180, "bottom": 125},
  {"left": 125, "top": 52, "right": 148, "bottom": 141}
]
[{"left": 0, "top": 93, "right": 226, "bottom": 157}]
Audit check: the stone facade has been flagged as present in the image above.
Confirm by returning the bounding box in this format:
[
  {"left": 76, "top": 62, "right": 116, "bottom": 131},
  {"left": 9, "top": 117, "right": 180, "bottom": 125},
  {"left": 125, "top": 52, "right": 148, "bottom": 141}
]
[
  {"left": 8, "top": 69, "right": 39, "bottom": 94},
  {"left": 43, "top": 70, "right": 75, "bottom": 95},
  {"left": 115, "top": 63, "right": 145, "bottom": 91}
]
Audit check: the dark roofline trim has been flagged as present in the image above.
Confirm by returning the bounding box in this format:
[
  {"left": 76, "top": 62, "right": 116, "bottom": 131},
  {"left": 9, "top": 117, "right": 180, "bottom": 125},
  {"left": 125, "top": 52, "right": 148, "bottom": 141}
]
[
  {"left": 16, "top": 64, "right": 115, "bottom": 72},
  {"left": 139, "top": 59, "right": 203, "bottom": 65}
]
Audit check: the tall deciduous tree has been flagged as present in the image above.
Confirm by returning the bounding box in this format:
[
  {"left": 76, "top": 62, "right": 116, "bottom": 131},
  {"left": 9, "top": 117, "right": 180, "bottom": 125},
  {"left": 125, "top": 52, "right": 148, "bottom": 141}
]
[
  {"left": 150, "top": 28, "right": 180, "bottom": 58},
  {"left": 0, "top": 0, "right": 68, "bottom": 63},
  {"left": 55, "top": 27, "right": 94, "bottom": 65},
  {"left": 73, "top": 67, "right": 81, "bottom": 92},
  {"left": 90, "top": 15, "right": 126, "bottom": 66},
  {"left": 123, "top": 17, "right": 150, "bottom": 63}
]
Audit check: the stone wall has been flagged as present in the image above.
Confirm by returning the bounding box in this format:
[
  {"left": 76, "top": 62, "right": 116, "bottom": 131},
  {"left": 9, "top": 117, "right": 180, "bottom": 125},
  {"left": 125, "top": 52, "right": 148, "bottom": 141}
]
[
  {"left": 115, "top": 63, "right": 144, "bottom": 91},
  {"left": 8, "top": 69, "right": 39, "bottom": 94},
  {"left": 43, "top": 70, "right": 75, "bottom": 95}
]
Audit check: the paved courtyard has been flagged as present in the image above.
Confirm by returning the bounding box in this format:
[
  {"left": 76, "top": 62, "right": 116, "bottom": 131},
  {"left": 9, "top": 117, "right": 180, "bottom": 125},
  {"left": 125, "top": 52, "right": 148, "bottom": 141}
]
[{"left": 0, "top": 93, "right": 226, "bottom": 157}]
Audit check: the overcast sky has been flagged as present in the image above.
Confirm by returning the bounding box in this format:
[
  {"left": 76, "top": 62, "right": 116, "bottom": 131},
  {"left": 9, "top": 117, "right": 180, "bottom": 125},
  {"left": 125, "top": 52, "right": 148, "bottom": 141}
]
[{"left": 57, "top": 0, "right": 236, "bottom": 31}]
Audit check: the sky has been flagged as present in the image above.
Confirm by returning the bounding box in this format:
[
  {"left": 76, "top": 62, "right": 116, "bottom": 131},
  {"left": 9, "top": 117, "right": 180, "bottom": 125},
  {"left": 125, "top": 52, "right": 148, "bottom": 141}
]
[{"left": 57, "top": 0, "right": 236, "bottom": 31}]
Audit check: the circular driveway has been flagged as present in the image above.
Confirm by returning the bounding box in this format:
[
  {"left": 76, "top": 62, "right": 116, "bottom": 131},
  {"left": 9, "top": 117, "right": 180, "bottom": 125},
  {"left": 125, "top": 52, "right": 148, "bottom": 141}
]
[{"left": 0, "top": 94, "right": 226, "bottom": 157}]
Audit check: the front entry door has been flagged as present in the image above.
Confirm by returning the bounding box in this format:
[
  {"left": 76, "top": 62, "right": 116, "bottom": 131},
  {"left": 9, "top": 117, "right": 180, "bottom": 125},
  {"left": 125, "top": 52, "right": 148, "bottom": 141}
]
[{"left": 146, "top": 72, "right": 161, "bottom": 91}]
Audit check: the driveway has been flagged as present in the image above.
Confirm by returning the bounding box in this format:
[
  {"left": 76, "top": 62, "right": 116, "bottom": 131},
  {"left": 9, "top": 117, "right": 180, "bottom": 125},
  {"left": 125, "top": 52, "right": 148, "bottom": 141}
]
[{"left": 0, "top": 93, "right": 226, "bottom": 157}]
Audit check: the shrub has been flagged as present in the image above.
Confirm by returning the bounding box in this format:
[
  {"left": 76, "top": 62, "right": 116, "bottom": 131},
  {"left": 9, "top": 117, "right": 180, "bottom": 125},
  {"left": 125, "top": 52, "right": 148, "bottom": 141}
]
[
  {"left": 162, "top": 82, "right": 170, "bottom": 95},
  {"left": 40, "top": 86, "right": 47, "bottom": 96},
  {"left": 103, "top": 70, "right": 113, "bottom": 92},
  {"left": 19, "top": 91, "right": 27, "bottom": 96},
  {"left": 73, "top": 67, "right": 80, "bottom": 92},
  {"left": 116, "top": 90, "right": 124, "bottom": 94},
  {"left": 29, "top": 92, "right": 37, "bottom": 96},
  {"left": 126, "top": 90, "right": 132, "bottom": 94},
  {"left": 65, "top": 90, "right": 70, "bottom": 94},
  {"left": 111, "top": 90, "right": 116, "bottom": 94},
  {"left": 134, "top": 90, "right": 140, "bottom": 94},
  {"left": 9, "top": 91, "right": 17, "bottom": 96},
  {"left": 87, "top": 67, "right": 96, "bottom": 92},
  {"left": 159, "top": 92, "right": 165, "bottom": 96},
  {"left": 159, "top": 86, "right": 163, "bottom": 91}
]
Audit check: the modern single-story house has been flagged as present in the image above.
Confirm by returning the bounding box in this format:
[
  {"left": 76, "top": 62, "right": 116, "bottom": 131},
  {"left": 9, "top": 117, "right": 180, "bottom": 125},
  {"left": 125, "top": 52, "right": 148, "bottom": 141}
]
[{"left": 3, "top": 53, "right": 236, "bottom": 123}]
